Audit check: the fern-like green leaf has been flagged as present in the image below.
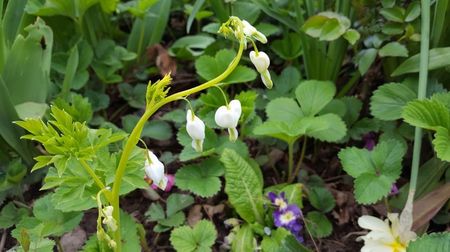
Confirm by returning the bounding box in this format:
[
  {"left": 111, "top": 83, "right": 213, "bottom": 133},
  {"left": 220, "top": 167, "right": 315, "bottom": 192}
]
[{"left": 220, "top": 149, "right": 264, "bottom": 224}]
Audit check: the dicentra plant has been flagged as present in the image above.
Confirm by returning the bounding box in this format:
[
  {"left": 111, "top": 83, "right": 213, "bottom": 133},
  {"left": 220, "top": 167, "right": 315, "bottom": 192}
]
[{"left": 14, "top": 17, "right": 271, "bottom": 251}]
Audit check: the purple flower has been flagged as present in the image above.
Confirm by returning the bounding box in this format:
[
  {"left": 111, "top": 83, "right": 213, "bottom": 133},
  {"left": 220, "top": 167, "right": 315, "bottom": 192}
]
[
  {"left": 363, "top": 133, "right": 376, "bottom": 150},
  {"left": 390, "top": 183, "right": 399, "bottom": 196},
  {"left": 268, "top": 192, "right": 288, "bottom": 210}
]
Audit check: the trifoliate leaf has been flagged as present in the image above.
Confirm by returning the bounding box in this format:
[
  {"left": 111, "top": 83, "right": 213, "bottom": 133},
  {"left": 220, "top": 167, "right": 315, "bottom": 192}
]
[
  {"left": 305, "top": 211, "right": 332, "bottom": 238},
  {"left": 195, "top": 49, "right": 257, "bottom": 84},
  {"left": 170, "top": 220, "right": 217, "bottom": 252},
  {"left": 175, "top": 158, "right": 224, "bottom": 197},
  {"left": 295, "top": 80, "right": 336, "bottom": 117},
  {"left": 370, "top": 83, "right": 417, "bottom": 120},
  {"left": 221, "top": 149, "right": 264, "bottom": 224},
  {"left": 303, "top": 114, "right": 347, "bottom": 142},
  {"left": 146, "top": 203, "right": 165, "bottom": 221},
  {"left": 407, "top": 232, "right": 450, "bottom": 252},
  {"left": 339, "top": 140, "right": 405, "bottom": 204}
]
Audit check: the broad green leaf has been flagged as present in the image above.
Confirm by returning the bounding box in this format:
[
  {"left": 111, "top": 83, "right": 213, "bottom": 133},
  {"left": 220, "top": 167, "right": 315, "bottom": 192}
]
[
  {"left": 370, "top": 83, "right": 416, "bottom": 120},
  {"left": 338, "top": 147, "right": 373, "bottom": 177},
  {"left": 2, "top": 18, "right": 53, "bottom": 105},
  {"left": 295, "top": 80, "right": 335, "bottom": 116},
  {"left": 232, "top": 1, "right": 260, "bottom": 23},
  {"left": 381, "top": 0, "right": 395, "bottom": 8},
  {"left": 356, "top": 48, "right": 377, "bottom": 75},
  {"left": 177, "top": 127, "right": 218, "bottom": 161},
  {"left": 2, "top": 0, "right": 29, "bottom": 49},
  {"left": 407, "top": 232, "right": 450, "bottom": 252},
  {"left": 278, "top": 234, "right": 312, "bottom": 252},
  {"left": 169, "top": 35, "right": 215, "bottom": 59},
  {"left": 175, "top": 158, "right": 224, "bottom": 197},
  {"left": 302, "top": 12, "right": 351, "bottom": 41},
  {"left": 221, "top": 149, "right": 264, "bottom": 224},
  {"left": 261, "top": 228, "right": 290, "bottom": 252},
  {"left": 170, "top": 220, "right": 217, "bottom": 252},
  {"left": 267, "top": 66, "right": 301, "bottom": 99},
  {"left": 354, "top": 173, "right": 395, "bottom": 204},
  {"left": 122, "top": 115, "right": 172, "bottom": 141},
  {"left": 120, "top": 211, "right": 141, "bottom": 252},
  {"left": 380, "top": 7, "right": 405, "bottom": 22},
  {"left": 118, "top": 83, "right": 146, "bottom": 109},
  {"left": 186, "top": 0, "right": 205, "bottom": 33},
  {"left": 232, "top": 224, "right": 255, "bottom": 252},
  {"left": 159, "top": 212, "right": 185, "bottom": 227},
  {"left": 235, "top": 90, "right": 258, "bottom": 123},
  {"left": 382, "top": 23, "right": 404, "bottom": 35},
  {"left": 378, "top": 42, "right": 408, "bottom": 57},
  {"left": 405, "top": 2, "right": 420, "bottom": 22},
  {"left": 343, "top": 29, "right": 360, "bottom": 45},
  {"left": 166, "top": 194, "right": 195, "bottom": 216},
  {"left": 266, "top": 98, "right": 303, "bottom": 123},
  {"left": 0, "top": 202, "right": 29, "bottom": 229},
  {"left": 372, "top": 139, "right": 406, "bottom": 174},
  {"left": 146, "top": 203, "right": 165, "bottom": 221},
  {"left": 303, "top": 114, "right": 347, "bottom": 142},
  {"left": 402, "top": 99, "right": 450, "bottom": 130},
  {"left": 253, "top": 121, "right": 303, "bottom": 143},
  {"left": 25, "top": 0, "right": 98, "bottom": 19},
  {"left": 271, "top": 33, "right": 302, "bottom": 60},
  {"left": 195, "top": 49, "right": 257, "bottom": 84},
  {"left": 305, "top": 211, "right": 332, "bottom": 238},
  {"left": 392, "top": 47, "right": 450, "bottom": 76},
  {"left": 307, "top": 186, "right": 335, "bottom": 213}
]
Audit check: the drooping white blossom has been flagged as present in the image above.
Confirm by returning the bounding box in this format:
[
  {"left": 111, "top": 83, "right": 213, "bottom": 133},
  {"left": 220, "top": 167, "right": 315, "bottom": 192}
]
[
  {"left": 144, "top": 150, "right": 167, "bottom": 190},
  {"left": 250, "top": 51, "right": 273, "bottom": 89},
  {"left": 186, "top": 109, "right": 205, "bottom": 152},
  {"left": 102, "top": 206, "right": 117, "bottom": 232},
  {"left": 215, "top": 100, "right": 242, "bottom": 141},
  {"left": 242, "top": 20, "right": 267, "bottom": 44}
]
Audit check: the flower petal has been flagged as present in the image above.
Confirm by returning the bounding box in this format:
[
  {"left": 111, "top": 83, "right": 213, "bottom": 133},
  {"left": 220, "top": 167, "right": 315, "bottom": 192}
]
[{"left": 358, "top": 215, "right": 391, "bottom": 232}]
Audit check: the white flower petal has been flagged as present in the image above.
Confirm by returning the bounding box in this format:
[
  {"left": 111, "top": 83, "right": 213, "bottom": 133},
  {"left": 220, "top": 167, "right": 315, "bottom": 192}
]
[
  {"left": 186, "top": 110, "right": 205, "bottom": 140},
  {"left": 242, "top": 20, "right": 257, "bottom": 37},
  {"left": 215, "top": 106, "right": 237, "bottom": 128},
  {"left": 358, "top": 215, "right": 391, "bottom": 233},
  {"left": 261, "top": 69, "right": 273, "bottom": 89},
  {"left": 227, "top": 127, "right": 238, "bottom": 141},
  {"left": 144, "top": 151, "right": 165, "bottom": 185},
  {"left": 249, "top": 51, "right": 270, "bottom": 73},
  {"left": 229, "top": 100, "right": 242, "bottom": 120}
]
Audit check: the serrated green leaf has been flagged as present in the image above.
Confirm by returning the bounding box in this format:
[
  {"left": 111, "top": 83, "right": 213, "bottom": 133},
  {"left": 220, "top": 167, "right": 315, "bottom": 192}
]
[
  {"left": 432, "top": 127, "right": 450, "bottom": 162},
  {"left": 170, "top": 220, "right": 217, "bottom": 252},
  {"left": 232, "top": 224, "right": 255, "bottom": 252},
  {"left": 167, "top": 194, "right": 195, "bottom": 216},
  {"left": 146, "top": 203, "right": 165, "bottom": 221},
  {"left": 303, "top": 114, "right": 347, "bottom": 142},
  {"left": 370, "top": 83, "right": 416, "bottom": 120},
  {"left": 0, "top": 202, "right": 29, "bottom": 229},
  {"left": 354, "top": 173, "right": 395, "bottom": 204},
  {"left": 159, "top": 212, "right": 185, "bottom": 227},
  {"left": 338, "top": 147, "right": 373, "bottom": 177},
  {"left": 407, "top": 232, "right": 450, "bottom": 252},
  {"left": 295, "top": 80, "right": 335, "bottom": 117},
  {"left": 356, "top": 48, "right": 378, "bottom": 75},
  {"left": 175, "top": 158, "right": 224, "bottom": 197},
  {"left": 282, "top": 183, "right": 303, "bottom": 208},
  {"left": 261, "top": 228, "right": 290, "bottom": 252},
  {"left": 120, "top": 211, "right": 141, "bottom": 252},
  {"left": 195, "top": 49, "right": 257, "bottom": 84},
  {"left": 305, "top": 211, "right": 332, "bottom": 238},
  {"left": 221, "top": 149, "right": 264, "bottom": 224},
  {"left": 402, "top": 99, "right": 450, "bottom": 130}
]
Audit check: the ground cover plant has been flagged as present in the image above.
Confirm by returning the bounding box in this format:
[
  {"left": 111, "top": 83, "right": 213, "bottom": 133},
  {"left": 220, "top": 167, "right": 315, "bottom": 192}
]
[{"left": 0, "top": 0, "right": 450, "bottom": 251}]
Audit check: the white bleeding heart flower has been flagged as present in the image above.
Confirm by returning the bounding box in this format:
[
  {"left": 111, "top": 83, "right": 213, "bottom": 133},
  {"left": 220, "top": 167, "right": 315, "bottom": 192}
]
[
  {"left": 186, "top": 109, "right": 205, "bottom": 152},
  {"left": 242, "top": 20, "right": 267, "bottom": 44},
  {"left": 215, "top": 100, "right": 241, "bottom": 141},
  {"left": 250, "top": 51, "right": 273, "bottom": 89},
  {"left": 144, "top": 150, "right": 167, "bottom": 190},
  {"left": 102, "top": 206, "right": 117, "bottom": 231},
  {"left": 357, "top": 213, "right": 416, "bottom": 252}
]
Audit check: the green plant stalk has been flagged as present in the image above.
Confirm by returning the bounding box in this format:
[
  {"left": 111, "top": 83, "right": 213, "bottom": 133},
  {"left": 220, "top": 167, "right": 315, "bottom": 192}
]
[
  {"left": 79, "top": 159, "right": 111, "bottom": 201},
  {"left": 409, "top": 0, "right": 430, "bottom": 194},
  {"left": 109, "top": 40, "right": 245, "bottom": 251},
  {"left": 287, "top": 141, "right": 294, "bottom": 181},
  {"left": 288, "top": 136, "right": 307, "bottom": 183}
]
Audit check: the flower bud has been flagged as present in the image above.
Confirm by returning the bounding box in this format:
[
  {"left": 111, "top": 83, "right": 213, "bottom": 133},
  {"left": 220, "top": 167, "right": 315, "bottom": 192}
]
[
  {"left": 242, "top": 20, "right": 267, "bottom": 44},
  {"left": 144, "top": 150, "right": 167, "bottom": 190},
  {"left": 250, "top": 51, "right": 273, "bottom": 89},
  {"left": 215, "top": 100, "right": 241, "bottom": 141},
  {"left": 102, "top": 206, "right": 117, "bottom": 231},
  {"left": 186, "top": 109, "right": 205, "bottom": 152}
]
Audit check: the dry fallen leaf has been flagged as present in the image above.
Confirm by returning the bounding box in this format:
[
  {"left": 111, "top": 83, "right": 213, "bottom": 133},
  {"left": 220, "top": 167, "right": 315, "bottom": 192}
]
[
  {"left": 412, "top": 183, "right": 450, "bottom": 231},
  {"left": 187, "top": 204, "right": 203, "bottom": 227},
  {"left": 147, "top": 44, "right": 177, "bottom": 76},
  {"left": 203, "top": 204, "right": 225, "bottom": 219}
]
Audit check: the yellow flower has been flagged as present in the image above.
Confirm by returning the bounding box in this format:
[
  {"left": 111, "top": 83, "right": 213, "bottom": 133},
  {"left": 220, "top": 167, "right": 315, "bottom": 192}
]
[{"left": 357, "top": 213, "right": 416, "bottom": 252}]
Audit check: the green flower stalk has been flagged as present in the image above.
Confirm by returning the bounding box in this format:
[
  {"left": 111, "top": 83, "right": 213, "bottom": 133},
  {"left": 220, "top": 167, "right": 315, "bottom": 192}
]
[{"left": 109, "top": 16, "right": 267, "bottom": 251}]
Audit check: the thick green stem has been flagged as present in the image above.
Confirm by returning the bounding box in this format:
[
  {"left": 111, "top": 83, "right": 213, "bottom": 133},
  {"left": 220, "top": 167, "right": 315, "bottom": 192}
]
[
  {"left": 79, "top": 160, "right": 111, "bottom": 201},
  {"left": 410, "top": 0, "right": 430, "bottom": 195},
  {"left": 110, "top": 40, "right": 245, "bottom": 251}
]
